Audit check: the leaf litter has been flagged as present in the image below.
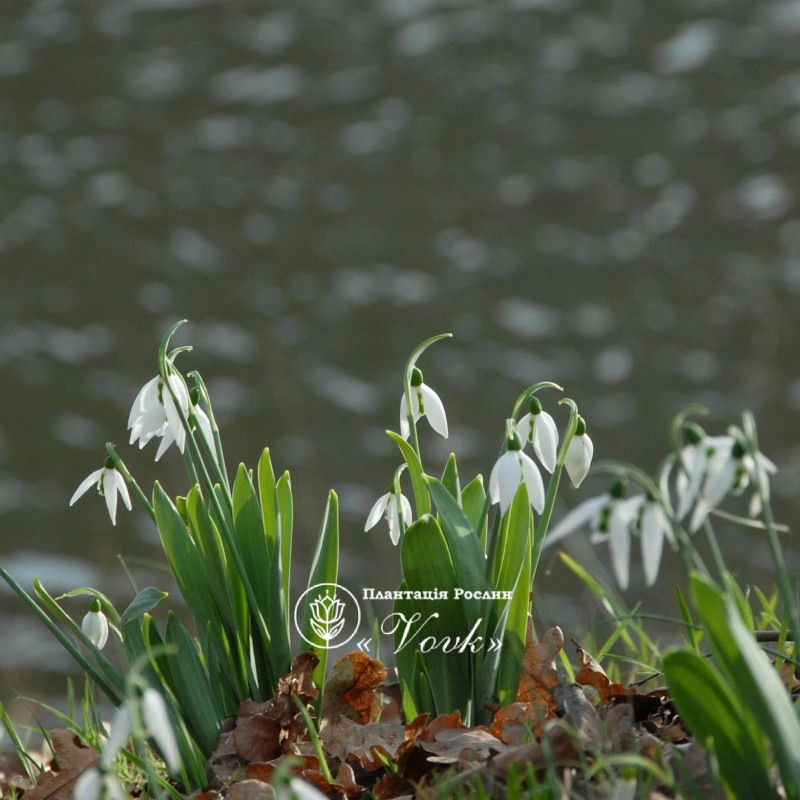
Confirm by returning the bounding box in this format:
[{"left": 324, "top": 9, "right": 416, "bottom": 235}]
[{"left": 2, "top": 627, "right": 715, "bottom": 799}]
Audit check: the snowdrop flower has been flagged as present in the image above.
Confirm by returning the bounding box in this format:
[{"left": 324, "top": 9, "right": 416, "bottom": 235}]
[
  {"left": 547, "top": 481, "right": 641, "bottom": 590},
  {"left": 517, "top": 396, "right": 559, "bottom": 473},
  {"left": 128, "top": 373, "right": 189, "bottom": 460},
  {"left": 70, "top": 461, "right": 132, "bottom": 525},
  {"left": 683, "top": 435, "right": 778, "bottom": 532},
  {"left": 365, "top": 487, "right": 412, "bottom": 546},
  {"left": 400, "top": 367, "right": 448, "bottom": 440},
  {"left": 675, "top": 431, "right": 736, "bottom": 522},
  {"left": 101, "top": 705, "right": 132, "bottom": 768},
  {"left": 637, "top": 497, "right": 672, "bottom": 587},
  {"left": 564, "top": 416, "right": 593, "bottom": 488},
  {"left": 141, "top": 688, "right": 180, "bottom": 772},
  {"left": 489, "top": 432, "right": 545, "bottom": 516},
  {"left": 82, "top": 599, "right": 109, "bottom": 650}
]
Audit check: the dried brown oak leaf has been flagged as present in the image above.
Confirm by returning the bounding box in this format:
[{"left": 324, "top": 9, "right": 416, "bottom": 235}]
[
  {"left": 516, "top": 620, "right": 562, "bottom": 718},
  {"left": 320, "top": 717, "right": 406, "bottom": 771},
  {"left": 225, "top": 779, "right": 275, "bottom": 800},
  {"left": 489, "top": 702, "right": 550, "bottom": 746},
  {"left": 419, "top": 728, "right": 509, "bottom": 764},
  {"left": 25, "top": 729, "right": 100, "bottom": 800},
  {"left": 321, "top": 652, "right": 388, "bottom": 725},
  {"left": 573, "top": 639, "right": 632, "bottom": 704},
  {"left": 277, "top": 650, "right": 320, "bottom": 705},
  {"left": 208, "top": 652, "right": 321, "bottom": 785}
]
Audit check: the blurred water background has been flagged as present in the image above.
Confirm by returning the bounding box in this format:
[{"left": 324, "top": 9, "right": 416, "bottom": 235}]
[{"left": 2, "top": 0, "right": 800, "bottom": 722}]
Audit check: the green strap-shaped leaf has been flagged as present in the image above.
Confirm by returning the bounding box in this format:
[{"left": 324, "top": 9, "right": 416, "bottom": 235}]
[
  {"left": 277, "top": 471, "right": 293, "bottom": 629},
  {"left": 162, "top": 613, "right": 227, "bottom": 755},
  {"left": 232, "top": 463, "right": 272, "bottom": 601},
  {"left": 386, "top": 430, "right": 431, "bottom": 517},
  {"left": 427, "top": 477, "right": 488, "bottom": 630},
  {"left": 663, "top": 648, "right": 773, "bottom": 798},
  {"left": 691, "top": 572, "right": 800, "bottom": 798},
  {"left": 440, "top": 453, "right": 461, "bottom": 501},
  {"left": 153, "top": 482, "right": 222, "bottom": 649},
  {"left": 400, "top": 514, "right": 472, "bottom": 718},
  {"left": 302, "top": 490, "right": 340, "bottom": 698},
  {"left": 257, "top": 449, "right": 280, "bottom": 562},
  {"left": 186, "top": 487, "right": 239, "bottom": 630},
  {"left": 461, "top": 476, "right": 488, "bottom": 551},
  {"left": 120, "top": 587, "right": 168, "bottom": 628},
  {"left": 494, "top": 525, "right": 532, "bottom": 709}
]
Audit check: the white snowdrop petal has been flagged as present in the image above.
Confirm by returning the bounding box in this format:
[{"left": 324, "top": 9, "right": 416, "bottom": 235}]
[
  {"left": 69, "top": 469, "right": 104, "bottom": 506},
  {"left": 112, "top": 470, "right": 133, "bottom": 511},
  {"left": 364, "top": 494, "right": 390, "bottom": 531},
  {"left": 565, "top": 434, "right": 593, "bottom": 488},
  {"left": 533, "top": 412, "right": 559, "bottom": 473},
  {"left": 399, "top": 394, "right": 410, "bottom": 439},
  {"left": 103, "top": 706, "right": 132, "bottom": 766},
  {"left": 103, "top": 471, "right": 119, "bottom": 525},
  {"left": 519, "top": 452, "right": 545, "bottom": 513},
  {"left": 546, "top": 495, "right": 608, "bottom": 546},
  {"left": 608, "top": 503, "right": 631, "bottom": 590},
  {"left": 420, "top": 384, "right": 449, "bottom": 438},
  {"left": 400, "top": 494, "right": 413, "bottom": 525},
  {"left": 641, "top": 503, "right": 666, "bottom": 586},
  {"left": 494, "top": 450, "right": 522, "bottom": 514},
  {"left": 73, "top": 768, "right": 102, "bottom": 800},
  {"left": 142, "top": 689, "right": 180, "bottom": 772},
  {"left": 82, "top": 610, "right": 109, "bottom": 650}
]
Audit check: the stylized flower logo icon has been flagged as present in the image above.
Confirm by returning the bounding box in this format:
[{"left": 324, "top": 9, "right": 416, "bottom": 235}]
[
  {"left": 309, "top": 591, "right": 346, "bottom": 642},
  {"left": 294, "top": 583, "right": 361, "bottom": 650}
]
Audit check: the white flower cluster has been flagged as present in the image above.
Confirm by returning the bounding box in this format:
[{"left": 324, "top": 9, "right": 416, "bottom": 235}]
[
  {"left": 367, "top": 381, "right": 593, "bottom": 546},
  {"left": 70, "top": 369, "right": 216, "bottom": 525},
  {"left": 547, "top": 422, "right": 777, "bottom": 590}
]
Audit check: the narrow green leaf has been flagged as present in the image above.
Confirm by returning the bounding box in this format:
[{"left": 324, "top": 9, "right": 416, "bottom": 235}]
[
  {"left": 257, "top": 449, "right": 280, "bottom": 561},
  {"left": 302, "top": 490, "right": 340, "bottom": 697},
  {"left": 400, "top": 514, "right": 472, "bottom": 717},
  {"left": 675, "top": 585, "right": 700, "bottom": 653},
  {"left": 427, "top": 477, "right": 488, "bottom": 629},
  {"left": 691, "top": 572, "right": 800, "bottom": 798},
  {"left": 120, "top": 587, "right": 169, "bottom": 628},
  {"left": 386, "top": 430, "right": 431, "bottom": 517},
  {"left": 277, "top": 471, "right": 293, "bottom": 628},
  {"left": 489, "top": 484, "right": 530, "bottom": 592},
  {"left": 154, "top": 482, "right": 222, "bottom": 646},
  {"left": 494, "top": 535, "right": 532, "bottom": 709},
  {"left": 663, "top": 648, "right": 773, "bottom": 798},
  {"left": 461, "top": 476, "right": 488, "bottom": 550},
  {"left": 186, "top": 487, "right": 237, "bottom": 629},
  {"left": 162, "top": 613, "right": 226, "bottom": 754},
  {"left": 441, "top": 454, "right": 461, "bottom": 502},
  {"left": 232, "top": 463, "right": 272, "bottom": 602}
]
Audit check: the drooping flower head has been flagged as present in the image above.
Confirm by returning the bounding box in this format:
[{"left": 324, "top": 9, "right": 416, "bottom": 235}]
[
  {"left": 547, "top": 480, "right": 674, "bottom": 590},
  {"left": 517, "top": 395, "right": 559, "bottom": 473},
  {"left": 676, "top": 424, "right": 777, "bottom": 531},
  {"left": 82, "top": 598, "right": 109, "bottom": 649},
  {"left": 128, "top": 372, "right": 189, "bottom": 460},
  {"left": 489, "top": 429, "right": 545, "bottom": 516},
  {"left": 365, "top": 486, "right": 413, "bottom": 546},
  {"left": 564, "top": 415, "right": 593, "bottom": 488},
  {"left": 400, "top": 367, "right": 448, "bottom": 440},
  {"left": 69, "top": 459, "right": 132, "bottom": 525}
]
